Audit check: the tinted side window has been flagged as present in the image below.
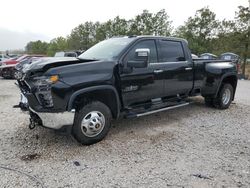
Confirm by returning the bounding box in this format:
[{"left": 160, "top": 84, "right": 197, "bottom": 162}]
[
  {"left": 126, "top": 40, "right": 157, "bottom": 63},
  {"left": 159, "top": 40, "right": 185, "bottom": 62}
]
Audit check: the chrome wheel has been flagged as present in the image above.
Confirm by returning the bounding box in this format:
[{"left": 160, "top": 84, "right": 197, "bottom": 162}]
[
  {"left": 81, "top": 111, "right": 105, "bottom": 137},
  {"left": 222, "top": 88, "right": 231, "bottom": 105}
]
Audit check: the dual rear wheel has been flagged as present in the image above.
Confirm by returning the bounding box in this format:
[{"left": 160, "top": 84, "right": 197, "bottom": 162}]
[{"left": 205, "top": 83, "right": 234, "bottom": 109}]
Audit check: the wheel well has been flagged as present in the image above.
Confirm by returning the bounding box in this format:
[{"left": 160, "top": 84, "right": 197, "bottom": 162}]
[
  {"left": 221, "top": 75, "right": 237, "bottom": 99},
  {"left": 222, "top": 75, "right": 237, "bottom": 91},
  {"left": 72, "top": 89, "right": 119, "bottom": 119}
]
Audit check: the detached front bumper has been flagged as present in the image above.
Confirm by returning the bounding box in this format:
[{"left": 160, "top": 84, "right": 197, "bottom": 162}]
[
  {"left": 29, "top": 108, "right": 75, "bottom": 130},
  {"left": 19, "top": 92, "right": 75, "bottom": 130},
  {"left": 17, "top": 77, "right": 75, "bottom": 130}
]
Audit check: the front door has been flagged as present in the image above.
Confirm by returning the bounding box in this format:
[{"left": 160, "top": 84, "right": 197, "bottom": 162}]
[{"left": 120, "top": 39, "right": 165, "bottom": 107}]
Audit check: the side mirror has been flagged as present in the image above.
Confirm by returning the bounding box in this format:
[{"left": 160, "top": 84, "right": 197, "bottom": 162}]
[
  {"left": 127, "top": 48, "right": 150, "bottom": 68},
  {"left": 176, "top": 57, "right": 186, "bottom": 61}
]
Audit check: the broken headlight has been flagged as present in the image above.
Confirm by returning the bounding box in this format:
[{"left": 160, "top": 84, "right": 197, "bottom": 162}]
[{"left": 33, "top": 75, "right": 59, "bottom": 108}]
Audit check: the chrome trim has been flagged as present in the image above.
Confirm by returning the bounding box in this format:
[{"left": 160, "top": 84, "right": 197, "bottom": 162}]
[
  {"left": 149, "top": 60, "right": 188, "bottom": 65},
  {"left": 222, "top": 88, "right": 231, "bottom": 105},
  {"left": 154, "top": 69, "right": 163, "bottom": 73},
  {"left": 81, "top": 111, "right": 105, "bottom": 137},
  {"left": 185, "top": 67, "right": 193, "bottom": 70},
  {"left": 137, "top": 103, "right": 189, "bottom": 117},
  {"left": 29, "top": 108, "right": 75, "bottom": 129}
]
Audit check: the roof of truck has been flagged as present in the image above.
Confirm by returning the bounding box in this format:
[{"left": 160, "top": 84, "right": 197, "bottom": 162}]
[{"left": 112, "top": 35, "right": 188, "bottom": 44}]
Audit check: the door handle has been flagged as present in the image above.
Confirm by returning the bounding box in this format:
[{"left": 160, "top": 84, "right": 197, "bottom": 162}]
[
  {"left": 154, "top": 69, "right": 163, "bottom": 73},
  {"left": 185, "top": 67, "right": 192, "bottom": 71}
]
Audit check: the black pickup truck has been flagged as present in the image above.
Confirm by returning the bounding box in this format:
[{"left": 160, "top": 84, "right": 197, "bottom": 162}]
[{"left": 17, "top": 36, "right": 238, "bottom": 145}]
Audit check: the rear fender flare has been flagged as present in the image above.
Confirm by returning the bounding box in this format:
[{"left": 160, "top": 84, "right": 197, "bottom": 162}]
[{"left": 215, "top": 73, "right": 238, "bottom": 97}]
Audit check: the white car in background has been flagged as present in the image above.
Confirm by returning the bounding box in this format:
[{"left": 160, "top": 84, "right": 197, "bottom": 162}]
[{"left": 0, "top": 54, "right": 10, "bottom": 64}]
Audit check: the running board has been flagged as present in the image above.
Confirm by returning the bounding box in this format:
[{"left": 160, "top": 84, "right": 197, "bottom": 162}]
[{"left": 133, "top": 102, "right": 190, "bottom": 118}]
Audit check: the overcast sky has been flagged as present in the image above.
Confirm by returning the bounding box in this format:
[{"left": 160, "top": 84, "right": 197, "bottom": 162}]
[{"left": 0, "top": 0, "right": 248, "bottom": 51}]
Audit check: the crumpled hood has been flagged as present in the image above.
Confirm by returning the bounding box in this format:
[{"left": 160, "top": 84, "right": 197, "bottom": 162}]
[{"left": 22, "top": 57, "right": 80, "bottom": 73}]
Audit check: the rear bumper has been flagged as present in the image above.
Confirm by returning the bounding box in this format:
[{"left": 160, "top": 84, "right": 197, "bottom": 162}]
[{"left": 29, "top": 107, "right": 75, "bottom": 130}]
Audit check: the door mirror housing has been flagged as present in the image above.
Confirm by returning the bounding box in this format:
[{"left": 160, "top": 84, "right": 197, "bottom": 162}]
[
  {"left": 127, "top": 48, "right": 150, "bottom": 68},
  {"left": 176, "top": 56, "right": 186, "bottom": 61}
]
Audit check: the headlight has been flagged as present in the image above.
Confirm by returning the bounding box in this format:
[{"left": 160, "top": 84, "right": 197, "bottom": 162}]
[
  {"left": 33, "top": 75, "right": 59, "bottom": 86},
  {"left": 32, "top": 75, "right": 59, "bottom": 108}
]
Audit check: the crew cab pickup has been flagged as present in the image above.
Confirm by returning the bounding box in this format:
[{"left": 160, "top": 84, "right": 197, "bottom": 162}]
[{"left": 17, "top": 36, "right": 238, "bottom": 145}]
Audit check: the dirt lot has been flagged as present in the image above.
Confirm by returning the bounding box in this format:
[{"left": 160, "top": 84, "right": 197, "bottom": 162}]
[{"left": 0, "top": 78, "right": 249, "bottom": 188}]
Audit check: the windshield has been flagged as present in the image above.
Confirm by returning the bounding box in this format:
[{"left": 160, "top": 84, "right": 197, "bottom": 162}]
[{"left": 78, "top": 38, "right": 134, "bottom": 61}]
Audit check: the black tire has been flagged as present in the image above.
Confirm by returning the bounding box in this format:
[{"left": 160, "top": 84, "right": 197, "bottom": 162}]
[
  {"left": 2, "top": 75, "right": 9, "bottom": 79},
  {"left": 72, "top": 101, "right": 112, "bottom": 145},
  {"left": 213, "top": 83, "right": 234, "bottom": 109}
]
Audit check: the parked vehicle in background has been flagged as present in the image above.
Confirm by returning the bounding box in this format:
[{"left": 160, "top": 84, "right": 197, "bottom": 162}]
[
  {"left": 191, "top": 54, "right": 199, "bottom": 59},
  {"left": 0, "top": 56, "right": 17, "bottom": 76},
  {"left": 14, "top": 57, "right": 44, "bottom": 79},
  {"left": 0, "top": 54, "right": 10, "bottom": 63},
  {"left": 220, "top": 52, "right": 241, "bottom": 73},
  {"left": 17, "top": 36, "right": 238, "bottom": 145},
  {"left": 54, "top": 51, "right": 83, "bottom": 57},
  {"left": 200, "top": 53, "right": 218, "bottom": 59},
  {"left": 0, "top": 55, "right": 45, "bottom": 79},
  {"left": 8, "top": 54, "right": 19, "bottom": 58}
]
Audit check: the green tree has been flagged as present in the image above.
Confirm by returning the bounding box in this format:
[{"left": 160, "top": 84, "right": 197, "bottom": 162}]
[
  {"left": 129, "top": 9, "right": 172, "bottom": 36},
  {"left": 68, "top": 22, "right": 99, "bottom": 50},
  {"left": 47, "top": 37, "right": 69, "bottom": 56},
  {"left": 25, "top": 40, "right": 49, "bottom": 54},
  {"left": 234, "top": 6, "right": 250, "bottom": 76},
  {"left": 210, "top": 20, "right": 239, "bottom": 55},
  {"left": 175, "top": 7, "right": 219, "bottom": 55},
  {"left": 103, "top": 16, "right": 129, "bottom": 37},
  {"left": 67, "top": 9, "right": 172, "bottom": 51}
]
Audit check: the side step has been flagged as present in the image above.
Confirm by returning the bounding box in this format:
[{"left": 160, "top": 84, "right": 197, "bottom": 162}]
[{"left": 126, "top": 102, "right": 189, "bottom": 118}]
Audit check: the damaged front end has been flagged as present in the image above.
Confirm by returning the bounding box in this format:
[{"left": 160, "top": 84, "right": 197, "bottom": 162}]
[
  {"left": 14, "top": 80, "right": 29, "bottom": 111},
  {"left": 15, "top": 71, "right": 75, "bottom": 132},
  {"left": 14, "top": 80, "right": 41, "bottom": 129}
]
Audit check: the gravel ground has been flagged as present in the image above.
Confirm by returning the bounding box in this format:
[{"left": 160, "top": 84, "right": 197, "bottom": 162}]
[{"left": 0, "top": 78, "right": 249, "bottom": 188}]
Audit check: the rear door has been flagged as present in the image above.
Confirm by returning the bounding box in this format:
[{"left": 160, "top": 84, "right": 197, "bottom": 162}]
[
  {"left": 120, "top": 39, "right": 166, "bottom": 107},
  {"left": 158, "top": 39, "right": 193, "bottom": 96}
]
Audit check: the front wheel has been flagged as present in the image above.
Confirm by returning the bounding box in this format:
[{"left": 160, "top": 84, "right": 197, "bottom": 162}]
[
  {"left": 72, "top": 101, "right": 112, "bottom": 145},
  {"left": 213, "top": 84, "right": 234, "bottom": 109}
]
